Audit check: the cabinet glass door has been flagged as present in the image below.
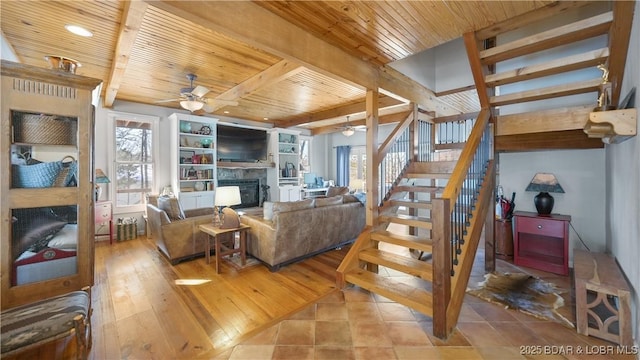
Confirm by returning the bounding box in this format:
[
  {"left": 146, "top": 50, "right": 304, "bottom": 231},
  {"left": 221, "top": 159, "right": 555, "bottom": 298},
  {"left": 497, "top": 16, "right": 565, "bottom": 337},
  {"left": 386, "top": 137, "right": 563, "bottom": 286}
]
[{"left": 9, "top": 110, "right": 79, "bottom": 286}]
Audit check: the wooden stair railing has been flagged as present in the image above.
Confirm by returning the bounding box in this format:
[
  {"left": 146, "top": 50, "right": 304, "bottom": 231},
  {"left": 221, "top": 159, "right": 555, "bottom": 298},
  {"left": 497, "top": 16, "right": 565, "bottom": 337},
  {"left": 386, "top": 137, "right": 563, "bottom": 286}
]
[{"left": 337, "top": 108, "right": 494, "bottom": 340}]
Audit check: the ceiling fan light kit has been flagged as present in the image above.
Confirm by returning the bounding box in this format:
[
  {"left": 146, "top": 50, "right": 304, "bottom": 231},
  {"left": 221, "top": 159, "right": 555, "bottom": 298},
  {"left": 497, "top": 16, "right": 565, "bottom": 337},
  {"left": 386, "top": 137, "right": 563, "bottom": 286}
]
[
  {"left": 180, "top": 99, "right": 204, "bottom": 112},
  {"left": 158, "top": 73, "right": 238, "bottom": 113},
  {"left": 342, "top": 128, "right": 355, "bottom": 137}
]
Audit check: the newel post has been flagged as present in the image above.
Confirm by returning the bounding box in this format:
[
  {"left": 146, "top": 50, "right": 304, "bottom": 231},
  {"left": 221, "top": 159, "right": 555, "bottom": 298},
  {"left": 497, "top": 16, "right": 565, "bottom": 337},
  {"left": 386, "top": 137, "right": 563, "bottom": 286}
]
[{"left": 431, "top": 198, "right": 452, "bottom": 339}]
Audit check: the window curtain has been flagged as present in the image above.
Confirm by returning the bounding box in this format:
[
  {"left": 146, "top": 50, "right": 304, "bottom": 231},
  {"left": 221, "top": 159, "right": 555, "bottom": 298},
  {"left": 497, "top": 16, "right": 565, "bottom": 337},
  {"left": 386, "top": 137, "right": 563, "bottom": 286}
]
[{"left": 336, "top": 145, "right": 351, "bottom": 186}]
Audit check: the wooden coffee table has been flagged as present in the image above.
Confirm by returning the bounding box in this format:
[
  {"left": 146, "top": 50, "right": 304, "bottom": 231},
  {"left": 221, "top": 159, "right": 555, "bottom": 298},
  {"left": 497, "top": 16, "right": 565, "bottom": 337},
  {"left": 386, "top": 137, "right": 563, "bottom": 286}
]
[{"left": 199, "top": 223, "right": 250, "bottom": 273}]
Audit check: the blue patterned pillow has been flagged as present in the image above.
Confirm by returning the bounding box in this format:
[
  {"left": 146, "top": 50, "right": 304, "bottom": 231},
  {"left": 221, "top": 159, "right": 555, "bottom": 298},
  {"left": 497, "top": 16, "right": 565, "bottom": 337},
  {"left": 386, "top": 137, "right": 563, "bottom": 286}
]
[{"left": 12, "top": 161, "right": 62, "bottom": 188}]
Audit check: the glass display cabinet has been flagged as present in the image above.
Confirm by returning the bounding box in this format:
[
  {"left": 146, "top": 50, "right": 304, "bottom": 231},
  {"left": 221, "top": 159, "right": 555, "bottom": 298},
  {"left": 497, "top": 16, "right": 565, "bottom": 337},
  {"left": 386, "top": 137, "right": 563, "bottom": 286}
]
[{"left": 1, "top": 60, "right": 101, "bottom": 309}]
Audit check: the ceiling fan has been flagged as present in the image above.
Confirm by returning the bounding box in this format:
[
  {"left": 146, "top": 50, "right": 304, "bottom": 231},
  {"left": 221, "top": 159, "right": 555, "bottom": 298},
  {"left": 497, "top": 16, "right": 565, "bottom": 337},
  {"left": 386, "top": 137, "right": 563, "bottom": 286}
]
[
  {"left": 336, "top": 116, "right": 366, "bottom": 137},
  {"left": 155, "top": 73, "right": 238, "bottom": 113}
]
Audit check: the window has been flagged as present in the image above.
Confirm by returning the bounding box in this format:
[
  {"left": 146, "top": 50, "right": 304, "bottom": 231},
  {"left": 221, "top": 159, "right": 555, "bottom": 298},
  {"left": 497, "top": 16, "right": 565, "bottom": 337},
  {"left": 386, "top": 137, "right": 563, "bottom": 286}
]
[
  {"left": 109, "top": 112, "right": 158, "bottom": 210},
  {"left": 299, "top": 135, "right": 311, "bottom": 178},
  {"left": 349, "top": 146, "right": 366, "bottom": 187}
]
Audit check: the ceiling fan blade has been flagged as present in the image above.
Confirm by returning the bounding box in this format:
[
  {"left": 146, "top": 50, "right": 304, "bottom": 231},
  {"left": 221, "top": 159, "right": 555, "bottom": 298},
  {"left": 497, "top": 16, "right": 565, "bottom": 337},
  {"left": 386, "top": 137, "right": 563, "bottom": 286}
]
[
  {"left": 154, "top": 98, "right": 182, "bottom": 103},
  {"left": 204, "top": 98, "right": 239, "bottom": 107},
  {"left": 191, "top": 85, "right": 210, "bottom": 98},
  {"left": 202, "top": 103, "right": 213, "bottom": 113}
]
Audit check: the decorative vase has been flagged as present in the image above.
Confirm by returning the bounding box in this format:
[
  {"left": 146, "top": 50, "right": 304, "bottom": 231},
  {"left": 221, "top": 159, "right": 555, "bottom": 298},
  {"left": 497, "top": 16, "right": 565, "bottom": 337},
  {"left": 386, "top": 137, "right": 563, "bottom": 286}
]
[
  {"left": 534, "top": 192, "right": 554, "bottom": 215},
  {"left": 201, "top": 138, "right": 212, "bottom": 148},
  {"left": 180, "top": 121, "right": 191, "bottom": 133}
]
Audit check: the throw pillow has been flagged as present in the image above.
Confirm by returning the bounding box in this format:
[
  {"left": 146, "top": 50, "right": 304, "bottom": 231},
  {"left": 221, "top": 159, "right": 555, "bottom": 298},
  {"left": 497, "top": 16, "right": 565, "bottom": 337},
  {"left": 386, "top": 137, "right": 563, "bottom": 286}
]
[
  {"left": 12, "top": 209, "right": 68, "bottom": 259},
  {"left": 263, "top": 201, "right": 274, "bottom": 221},
  {"left": 11, "top": 161, "right": 63, "bottom": 188},
  {"left": 272, "top": 198, "right": 314, "bottom": 214},
  {"left": 47, "top": 224, "right": 78, "bottom": 249},
  {"left": 315, "top": 195, "right": 343, "bottom": 207},
  {"left": 157, "top": 196, "right": 185, "bottom": 221},
  {"left": 326, "top": 186, "right": 349, "bottom": 197}
]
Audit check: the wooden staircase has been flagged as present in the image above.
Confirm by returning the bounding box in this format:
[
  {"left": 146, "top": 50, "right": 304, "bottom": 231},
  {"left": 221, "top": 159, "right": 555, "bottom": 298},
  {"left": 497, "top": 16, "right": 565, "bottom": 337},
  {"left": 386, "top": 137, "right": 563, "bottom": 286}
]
[
  {"left": 338, "top": 160, "right": 456, "bottom": 319},
  {"left": 339, "top": 1, "right": 635, "bottom": 341},
  {"left": 337, "top": 103, "right": 494, "bottom": 340}
]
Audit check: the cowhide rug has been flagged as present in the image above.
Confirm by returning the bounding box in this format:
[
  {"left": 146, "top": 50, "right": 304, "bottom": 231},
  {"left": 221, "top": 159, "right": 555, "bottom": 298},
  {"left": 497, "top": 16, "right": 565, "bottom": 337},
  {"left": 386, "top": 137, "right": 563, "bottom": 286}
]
[{"left": 467, "top": 272, "right": 574, "bottom": 328}]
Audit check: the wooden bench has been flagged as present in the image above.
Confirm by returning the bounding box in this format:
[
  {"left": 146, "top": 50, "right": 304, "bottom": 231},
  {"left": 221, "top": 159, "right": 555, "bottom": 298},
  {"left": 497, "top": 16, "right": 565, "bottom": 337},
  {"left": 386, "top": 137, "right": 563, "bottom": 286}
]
[
  {"left": 574, "top": 249, "right": 631, "bottom": 346},
  {"left": 1, "top": 287, "right": 92, "bottom": 359}
]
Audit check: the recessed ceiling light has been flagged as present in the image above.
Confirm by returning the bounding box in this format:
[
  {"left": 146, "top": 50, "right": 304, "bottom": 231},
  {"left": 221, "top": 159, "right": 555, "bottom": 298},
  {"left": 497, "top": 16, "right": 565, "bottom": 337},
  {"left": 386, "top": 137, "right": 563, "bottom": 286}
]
[
  {"left": 65, "top": 24, "right": 93, "bottom": 37},
  {"left": 263, "top": 117, "right": 269, "bottom": 121},
  {"left": 224, "top": 111, "right": 230, "bottom": 114}
]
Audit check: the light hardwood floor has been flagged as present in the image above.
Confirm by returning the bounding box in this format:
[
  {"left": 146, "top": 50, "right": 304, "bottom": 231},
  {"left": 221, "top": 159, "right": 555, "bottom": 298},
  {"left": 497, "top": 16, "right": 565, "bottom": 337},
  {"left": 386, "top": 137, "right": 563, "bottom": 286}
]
[{"left": 5, "top": 235, "right": 637, "bottom": 359}]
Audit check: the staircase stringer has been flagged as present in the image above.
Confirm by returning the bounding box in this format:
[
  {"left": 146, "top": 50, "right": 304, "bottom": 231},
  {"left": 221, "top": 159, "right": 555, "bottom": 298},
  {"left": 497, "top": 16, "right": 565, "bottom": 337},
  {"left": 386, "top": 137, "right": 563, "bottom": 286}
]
[
  {"left": 336, "top": 226, "right": 375, "bottom": 288},
  {"left": 446, "top": 159, "right": 495, "bottom": 329}
]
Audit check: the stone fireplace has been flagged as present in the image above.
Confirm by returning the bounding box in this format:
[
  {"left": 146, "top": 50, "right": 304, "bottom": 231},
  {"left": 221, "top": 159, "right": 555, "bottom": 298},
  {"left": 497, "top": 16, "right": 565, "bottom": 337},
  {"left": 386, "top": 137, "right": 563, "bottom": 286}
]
[{"left": 217, "top": 168, "right": 268, "bottom": 209}]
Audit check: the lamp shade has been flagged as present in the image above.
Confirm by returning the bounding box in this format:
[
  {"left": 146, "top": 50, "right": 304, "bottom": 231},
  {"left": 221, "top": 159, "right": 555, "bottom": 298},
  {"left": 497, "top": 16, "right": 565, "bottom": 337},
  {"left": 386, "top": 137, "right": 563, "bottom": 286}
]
[
  {"left": 525, "top": 173, "right": 563, "bottom": 215},
  {"left": 95, "top": 169, "right": 110, "bottom": 184},
  {"left": 350, "top": 179, "right": 364, "bottom": 192},
  {"left": 525, "top": 173, "right": 564, "bottom": 193},
  {"left": 180, "top": 99, "right": 204, "bottom": 112},
  {"left": 215, "top": 186, "right": 241, "bottom": 207}
]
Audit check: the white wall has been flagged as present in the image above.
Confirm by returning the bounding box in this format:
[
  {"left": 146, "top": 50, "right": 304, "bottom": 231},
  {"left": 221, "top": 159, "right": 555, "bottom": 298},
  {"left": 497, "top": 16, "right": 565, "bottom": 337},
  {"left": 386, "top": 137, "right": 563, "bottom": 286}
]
[
  {"left": 388, "top": 46, "right": 436, "bottom": 90},
  {"left": 498, "top": 149, "right": 607, "bottom": 261},
  {"left": 607, "top": 0, "right": 640, "bottom": 343},
  {"left": 494, "top": 2, "right": 612, "bottom": 262},
  {"left": 388, "top": 37, "right": 472, "bottom": 93},
  {"left": 325, "top": 124, "right": 396, "bottom": 181}
]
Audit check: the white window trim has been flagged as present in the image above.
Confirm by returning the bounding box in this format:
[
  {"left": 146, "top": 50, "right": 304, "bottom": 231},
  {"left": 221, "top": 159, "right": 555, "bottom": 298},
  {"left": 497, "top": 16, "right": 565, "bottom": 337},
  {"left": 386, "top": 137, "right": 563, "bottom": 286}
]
[{"left": 107, "top": 111, "right": 159, "bottom": 214}]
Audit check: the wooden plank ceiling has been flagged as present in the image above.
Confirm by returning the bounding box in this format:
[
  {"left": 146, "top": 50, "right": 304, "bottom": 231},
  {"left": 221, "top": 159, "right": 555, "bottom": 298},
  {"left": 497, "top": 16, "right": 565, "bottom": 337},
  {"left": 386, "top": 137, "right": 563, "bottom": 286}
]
[{"left": 2, "top": 0, "right": 564, "bottom": 132}]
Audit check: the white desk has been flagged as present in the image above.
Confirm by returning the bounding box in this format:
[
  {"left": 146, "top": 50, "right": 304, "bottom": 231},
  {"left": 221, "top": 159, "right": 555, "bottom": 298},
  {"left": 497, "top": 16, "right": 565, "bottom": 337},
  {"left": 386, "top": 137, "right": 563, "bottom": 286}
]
[{"left": 302, "top": 187, "right": 329, "bottom": 198}]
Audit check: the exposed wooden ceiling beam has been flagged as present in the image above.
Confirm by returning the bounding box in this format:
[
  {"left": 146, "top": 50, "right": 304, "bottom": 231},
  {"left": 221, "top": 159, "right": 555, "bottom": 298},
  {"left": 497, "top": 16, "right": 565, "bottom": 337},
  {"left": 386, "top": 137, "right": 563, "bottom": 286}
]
[
  {"left": 151, "top": 1, "right": 458, "bottom": 117},
  {"left": 607, "top": 1, "right": 635, "bottom": 107},
  {"left": 275, "top": 95, "right": 404, "bottom": 128},
  {"left": 104, "top": 1, "right": 147, "bottom": 107},
  {"left": 480, "top": 11, "right": 612, "bottom": 65},
  {"left": 433, "top": 112, "right": 481, "bottom": 124},
  {"left": 208, "top": 60, "right": 304, "bottom": 112},
  {"left": 311, "top": 111, "right": 411, "bottom": 136}
]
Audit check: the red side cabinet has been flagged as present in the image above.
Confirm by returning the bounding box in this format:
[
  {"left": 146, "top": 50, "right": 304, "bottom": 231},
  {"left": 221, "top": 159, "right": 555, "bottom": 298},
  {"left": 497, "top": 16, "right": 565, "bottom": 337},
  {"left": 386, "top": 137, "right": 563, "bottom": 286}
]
[{"left": 513, "top": 211, "right": 570, "bottom": 275}]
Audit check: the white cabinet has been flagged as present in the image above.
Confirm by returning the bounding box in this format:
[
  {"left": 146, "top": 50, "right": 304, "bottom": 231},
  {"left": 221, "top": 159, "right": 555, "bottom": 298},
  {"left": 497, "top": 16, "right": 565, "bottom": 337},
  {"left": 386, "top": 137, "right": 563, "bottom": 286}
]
[
  {"left": 169, "top": 113, "right": 217, "bottom": 210},
  {"left": 279, "top": 185, "right": 302, "bottom": 202},
  {"left": 267, "top": 128, "right": 302, "bottom": 202},
  {"left": 179, "top": 192, "right": 215, "bottom": 210}
]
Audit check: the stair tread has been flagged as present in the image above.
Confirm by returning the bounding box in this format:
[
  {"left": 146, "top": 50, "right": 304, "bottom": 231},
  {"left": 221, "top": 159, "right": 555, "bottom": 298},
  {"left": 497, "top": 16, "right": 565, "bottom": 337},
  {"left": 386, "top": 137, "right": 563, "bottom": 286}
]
[
  {"left": 379, "top": 214, "right": 433, "bottom": 229},
  {"left": 405, "top": 172, "right": 451, "bottom": 179},
  {"left": 360, "top": 248, "right": 433, "bottom": 281},
  {"left": 395, "top": 185, "right": 445, "bottom": 193},
  {"left": 389, "top": 199, "right": 433, "bottom": 209},
  {"left": 370, "top": 230, "right": 433, "bottom": 252},
  {"left": 345, "top": 269, "right": 433, "bottom": 317}
]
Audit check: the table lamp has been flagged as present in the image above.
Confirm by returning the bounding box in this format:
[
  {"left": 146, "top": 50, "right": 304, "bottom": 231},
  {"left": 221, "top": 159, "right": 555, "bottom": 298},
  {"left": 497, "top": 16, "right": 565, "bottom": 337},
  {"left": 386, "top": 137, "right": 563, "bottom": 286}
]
[
  {"left": 350, "top": 179, "right": 365, "bottom": 193},
  {"left": 95, "top": 169, "right": 110, "bottom": 201},
  {"left": 525, "top": 173, "right": 564, "bottom": 215},
  {"left": 215, "top": 186, "right": 242, "bottom": 228}
]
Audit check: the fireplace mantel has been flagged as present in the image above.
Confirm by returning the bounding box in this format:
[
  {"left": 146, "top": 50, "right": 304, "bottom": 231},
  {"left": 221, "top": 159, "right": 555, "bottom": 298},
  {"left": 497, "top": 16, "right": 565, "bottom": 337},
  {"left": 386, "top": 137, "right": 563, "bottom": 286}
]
[{"left": 217, "top": 161, "right": 275, "bottom": 169}]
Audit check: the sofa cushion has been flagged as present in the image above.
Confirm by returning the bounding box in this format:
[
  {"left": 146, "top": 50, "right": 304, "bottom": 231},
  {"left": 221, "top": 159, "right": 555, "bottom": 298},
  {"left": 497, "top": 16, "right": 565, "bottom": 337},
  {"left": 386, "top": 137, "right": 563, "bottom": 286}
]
[
  {"left": 263, "top": 202, "right": 274, "bottom": 221},
  {"left": 315, "top": 195, "right": 343, "bottom": 208},
  {"left": 326, "top": 186, "right": 349, "bottom": 197},
  {"left": 272, "top": 199, "right": 314, "bottom": 214},
  {"left": 157, "top": 196, "right": 185, "bottom": 221}
]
